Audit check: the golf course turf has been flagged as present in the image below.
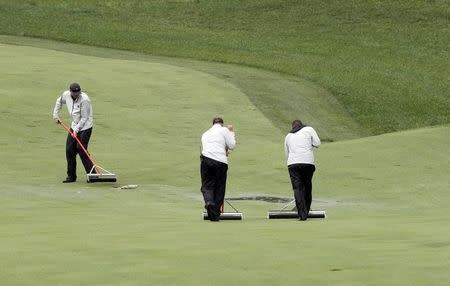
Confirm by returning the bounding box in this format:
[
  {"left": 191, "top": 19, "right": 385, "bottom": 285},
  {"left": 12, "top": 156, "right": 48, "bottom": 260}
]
[
  {"left": 0, "top": 1, "right": 449, "bottom": 284},
  {"left": 0, "top": 37, "right": 449, "bottom": 285}
]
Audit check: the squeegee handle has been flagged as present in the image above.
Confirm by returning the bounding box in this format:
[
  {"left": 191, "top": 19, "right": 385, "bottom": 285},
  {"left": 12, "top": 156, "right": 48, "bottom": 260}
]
[{"left": 58, "top": 120, "right": 97, "bottom": 166}]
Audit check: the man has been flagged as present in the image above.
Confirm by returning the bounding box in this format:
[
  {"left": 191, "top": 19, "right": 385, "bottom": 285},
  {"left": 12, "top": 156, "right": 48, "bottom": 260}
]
[
  {"left": 52, "top": 83, "right": 94, "bottom": 183},
  {"left": 284, "top": 119, "right": 321, "bottom": 220},
  {"left": 200, "top": 117, "right": 236, "bottom": 221}
]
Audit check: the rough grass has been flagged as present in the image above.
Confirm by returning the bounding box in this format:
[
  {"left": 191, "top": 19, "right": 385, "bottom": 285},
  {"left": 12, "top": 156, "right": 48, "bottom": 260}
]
[{"left": 0, "top": 0, "right": 448, "bottom": 135}]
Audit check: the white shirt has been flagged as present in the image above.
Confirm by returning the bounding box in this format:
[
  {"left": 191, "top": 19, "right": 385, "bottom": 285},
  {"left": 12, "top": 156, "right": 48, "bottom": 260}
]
[
  {"left": 53, "top": 91, "right": 93, "bottom": 133},
  {"left": 201, "top": 124, "right": 236, "bottom": 164},
  {"left": 284, "top": 126, "right": 320, "bottom": 166}
]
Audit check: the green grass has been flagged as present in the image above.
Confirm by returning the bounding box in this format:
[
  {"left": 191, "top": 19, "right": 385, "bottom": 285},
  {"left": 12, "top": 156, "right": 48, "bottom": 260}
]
[
  {"left": 0, "top": 35, "right": 365, "bottom": 142},
  {"left": 0, "top": 41, "right": 449, "bottom": 285},
  {"left": 0, "top": 0, "right": 448, "bottom": 134},
  {"left": 0, "top": 1, "right": 449, "bottom": 284}
]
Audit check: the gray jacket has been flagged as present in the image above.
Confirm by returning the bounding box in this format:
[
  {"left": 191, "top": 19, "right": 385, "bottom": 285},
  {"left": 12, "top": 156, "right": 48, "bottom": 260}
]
[{"left": 53, "top": 91, "right": 93, "bottom": 132}]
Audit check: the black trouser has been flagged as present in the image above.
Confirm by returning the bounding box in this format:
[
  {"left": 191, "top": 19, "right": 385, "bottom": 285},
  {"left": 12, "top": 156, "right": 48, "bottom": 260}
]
[
  {"left": 200, "top": 155, "right": 228, "bottom": 220},
  {"left": 288, "top": 163, "right": 316, "bottom": 220},
  {"left": 66, "top": 127, "right": 93, "bottom": 180}
]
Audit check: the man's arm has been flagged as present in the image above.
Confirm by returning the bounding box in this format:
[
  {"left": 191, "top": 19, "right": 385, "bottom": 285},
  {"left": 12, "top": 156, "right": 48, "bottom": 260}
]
[
  {"left": 73, "top": 99, "right": 91, "bottom": 133},
  {"left": 284, "top": 135, "right": 290, "bottom": 158},
  {"left": 52, "top": 95, "right": 65, "bottom": 123},
  {"left": 311, "top": 128, "right": 321, "bottom": 148},
  {"left": 224, "top": 127, "right": 236, "bottom": 151}
]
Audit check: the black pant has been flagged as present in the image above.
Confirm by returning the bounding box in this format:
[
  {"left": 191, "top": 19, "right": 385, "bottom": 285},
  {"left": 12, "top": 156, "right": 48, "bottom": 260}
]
[
  {"left": 66, "top": 128, "right": 93, "bottom": 179},
  {"left": 288, "top": 163, "right": 316, "bottom": 220},
  {"left": 200, "top": 155, "right": 228, "bottom": 220}
]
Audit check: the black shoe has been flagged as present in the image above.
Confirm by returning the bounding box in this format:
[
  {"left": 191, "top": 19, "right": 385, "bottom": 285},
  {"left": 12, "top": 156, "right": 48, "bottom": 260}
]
[
  {"left": 207, "top": 204, "right": 219, "bottom": 221},
  {"left": 62, "top": 177, "right": 76, "bottom": 183}
]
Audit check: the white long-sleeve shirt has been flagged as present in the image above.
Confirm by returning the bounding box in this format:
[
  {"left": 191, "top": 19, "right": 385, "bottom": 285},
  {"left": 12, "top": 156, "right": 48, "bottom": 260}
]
[
  {"left": 284, "top": 126, "right": 320, "bottom": 166},
  {"left": 53, "top": 91, "right": 93, "bottom": 133},
  {"left": 201, "top": 124, "right": 236, "bottom": 164}
]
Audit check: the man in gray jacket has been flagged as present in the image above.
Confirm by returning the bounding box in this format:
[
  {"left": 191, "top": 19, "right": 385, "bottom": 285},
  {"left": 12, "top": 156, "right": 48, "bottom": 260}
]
[
  {"left": 284, "top": 119, "right": 321, "bottom": 220},
  {"left": 53, "top": 83, "right": 94, "bottom": 183}
]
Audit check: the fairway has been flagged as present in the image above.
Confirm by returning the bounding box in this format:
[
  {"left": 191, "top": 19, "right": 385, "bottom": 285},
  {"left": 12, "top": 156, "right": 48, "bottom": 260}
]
[{"left": 1, "top": 40, "right": 449, "bottom": 285}]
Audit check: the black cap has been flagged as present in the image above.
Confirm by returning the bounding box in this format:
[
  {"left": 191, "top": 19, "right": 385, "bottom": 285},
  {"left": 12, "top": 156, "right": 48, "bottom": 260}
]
[{"left": 69, "top": 83, "right": 81, "bottom": 92}]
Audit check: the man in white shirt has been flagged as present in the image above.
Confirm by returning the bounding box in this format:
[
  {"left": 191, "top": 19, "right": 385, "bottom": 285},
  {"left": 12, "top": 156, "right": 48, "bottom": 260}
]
[
  {"left": 200, "top": 117, "right": 236, "bottom": 221},
  {"left": 284, "top": 119, "right": 321, "bottom": 220},
  {"left": 53, "top": 83, "right": 94, "bottom": 183}
]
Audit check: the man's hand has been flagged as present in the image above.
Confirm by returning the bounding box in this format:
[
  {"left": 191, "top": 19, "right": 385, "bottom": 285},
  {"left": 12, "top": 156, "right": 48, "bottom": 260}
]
[
  {"left": 227, "top": 125, "right": 234, "bottom": 132},
  {"left": 53, "top": 118, "right": 61, "bottom": 124}
]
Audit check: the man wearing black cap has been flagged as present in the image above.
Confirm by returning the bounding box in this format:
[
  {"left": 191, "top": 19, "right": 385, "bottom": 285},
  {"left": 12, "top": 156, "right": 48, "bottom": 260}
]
[
  {"left": 200, "top": 117, "right": 236, "bottom": 221},
  {"left": 52, "top": 83, "right": 94, "bottom": 183}
]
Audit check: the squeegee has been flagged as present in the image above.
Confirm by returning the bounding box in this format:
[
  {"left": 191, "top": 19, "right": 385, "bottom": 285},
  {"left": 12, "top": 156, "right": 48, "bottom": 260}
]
[
  {"left": 267, "top": 199, "right": 326, "bottom": 219},
  {"left": 202, "top": 200, "right": 243, "bottom": 220},
  {"left": 58, "top": 121, "right": 117, "bottom": 183}
]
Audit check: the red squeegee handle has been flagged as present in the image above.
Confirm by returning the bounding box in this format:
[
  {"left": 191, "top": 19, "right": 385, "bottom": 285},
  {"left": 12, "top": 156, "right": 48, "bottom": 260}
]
[{"left": 57, "top": 120, "right": 97, "bottom": 166}]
